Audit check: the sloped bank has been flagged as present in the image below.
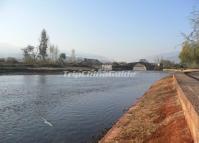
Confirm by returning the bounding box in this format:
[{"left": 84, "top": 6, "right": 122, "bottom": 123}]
[
  {"left": 174, "top": 73, "right": 199, "bottom": 143},
  {"left": 99, "top": 76, "right": 193, "bottom": 143}
]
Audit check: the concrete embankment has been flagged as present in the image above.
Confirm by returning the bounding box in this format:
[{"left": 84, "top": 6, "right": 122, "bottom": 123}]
[
  {"left": 174, "top": 73, "right": 199, "bottom": 143},
  {"left": 99, "top": 75, "right": 193, "bottom": 143}
]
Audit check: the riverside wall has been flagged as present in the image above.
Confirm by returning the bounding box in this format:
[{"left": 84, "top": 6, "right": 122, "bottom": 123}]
[
  {"left": 99, "top": 75, "right": 193, "bottom": 143},
  {"left": 174, "top": 73, "right": 199, "bottom": 143}
]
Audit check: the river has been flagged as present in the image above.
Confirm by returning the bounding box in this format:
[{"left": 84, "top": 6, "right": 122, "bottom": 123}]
[{"left": 0, "top": 71, "right": 167, "bottom": 143}]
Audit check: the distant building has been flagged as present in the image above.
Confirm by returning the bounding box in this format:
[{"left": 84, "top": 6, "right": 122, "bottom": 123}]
[
  {"left": 80, "top": 58, "right": 102, "bottom": 69},
  {"left": 133, "top": 63, "right": 147, "bottom": 71},
  {"left": 101, "top": 64, "right": 112, "bottom": 71},
  {"left": 139, "top": 59, "right": 148, "bottom": 63}
]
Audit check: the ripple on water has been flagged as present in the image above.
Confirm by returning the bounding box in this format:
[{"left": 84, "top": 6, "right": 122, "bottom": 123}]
[{"left": 0, "top": 72, "right": 167, "bottom": 143}]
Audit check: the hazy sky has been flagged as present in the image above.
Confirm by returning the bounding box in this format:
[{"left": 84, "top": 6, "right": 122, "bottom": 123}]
[{"left": 0, "top": 0, "right": 199, "bottom": 61}]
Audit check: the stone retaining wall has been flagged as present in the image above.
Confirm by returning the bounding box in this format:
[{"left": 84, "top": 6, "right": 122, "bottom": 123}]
[{"left": 173, "top": 74, "right": 199, "bottom": 143}]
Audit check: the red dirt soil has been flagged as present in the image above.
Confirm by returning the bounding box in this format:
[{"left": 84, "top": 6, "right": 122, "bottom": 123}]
[{"left": 99, "top": 76, "right": 193, "bottom": 143}]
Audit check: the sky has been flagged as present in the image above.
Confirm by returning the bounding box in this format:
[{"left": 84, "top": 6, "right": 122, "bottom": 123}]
[{"left": 0, "top": 0, "right": 199, "bottom": 61}]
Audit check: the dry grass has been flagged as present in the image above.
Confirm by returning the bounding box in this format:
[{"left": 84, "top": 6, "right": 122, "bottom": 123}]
[{"left": 99, "top": 76, "right": 193, "bottom": 143}]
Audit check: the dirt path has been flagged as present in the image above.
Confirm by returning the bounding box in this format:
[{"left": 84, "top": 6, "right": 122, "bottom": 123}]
[{"left": 99, "top": 76, "right": 193, "bottom": 143}]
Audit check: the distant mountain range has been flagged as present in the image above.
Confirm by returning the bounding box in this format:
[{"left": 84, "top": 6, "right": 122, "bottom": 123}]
[
  {"left": 77, "top": 51, "right": 181, "bottom": 63},
  {"left": 0, "top": 43, "right": 22, "bottom": 58},
  {"left": 76, "top": 53, "right": 114, "bottom": 63},
  {"left": 0, "top": 43, "right": 180, "bottom": 63},
  {"left": 146, "top": 51, "right": 180, "bottom": 63},
  {"left": 0, "top": 43, "right": 114, "bottom": 62}
]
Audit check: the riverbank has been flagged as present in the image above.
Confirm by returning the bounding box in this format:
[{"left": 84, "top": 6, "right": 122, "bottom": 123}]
[
  {"left": 0, "top": 67, "right": 95, "bottom": 75},
  {"left": 99, "top": 76, "right": 193, "bottom": 143}
]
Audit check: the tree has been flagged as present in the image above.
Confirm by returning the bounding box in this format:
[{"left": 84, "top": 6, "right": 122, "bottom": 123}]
[
  {"left": 154, "top": 56, "right": 162, "bottom": 64},
  {"left": 49, "top": 45, "right": 54, "bottom": 60},
  {"left": 59, "top": 53, "right": 66, "bottom": 64},
  {"left": 179, "top": 41, "right": 194, "bottom": 65},
  {"left": 160, "top": 59, "right": 176, "bottom": 68},
  {"left": 54, "top": 46, "right": 59, "bottom": 61},
  {"left": 39, "top": 29, "right": 49, "bottom": 60},
  {"left": 194, "top": 44, "right": 199, "bottom": 64},
  {"left": 59, "top": 53, "right": 66, "bottom": 60},
  {"left": 22, "top": 45, "right": 36, "bottom": 64},
  {"left": 190, "top": 10, "right": 199, "bottom": 42},
  {"left": 49, "top": 45, "right": 59, "bottom": 62},
  {"left": 179, "top": 10, "right": 199, "bottom": 67}
]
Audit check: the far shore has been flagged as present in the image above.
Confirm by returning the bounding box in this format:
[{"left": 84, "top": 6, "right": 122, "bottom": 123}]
[
  {"left": 2, "top": 66, "right": 198, "bottom": 76},
  {"left": 0, "top": 67, "right": 96, "bottom": 75}
]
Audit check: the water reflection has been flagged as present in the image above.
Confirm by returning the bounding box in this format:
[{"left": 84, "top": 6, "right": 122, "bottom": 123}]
[
  {"left": 0, "top": 72, "right": 167, "bottom": 143},
  {"left": 38, "top": 75, "right": 47, "bottom": 84}
]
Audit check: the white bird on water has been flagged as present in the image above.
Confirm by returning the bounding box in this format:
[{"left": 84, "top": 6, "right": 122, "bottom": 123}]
[{"left": 41, "top": 117, "right": 53, "bottom": 127}]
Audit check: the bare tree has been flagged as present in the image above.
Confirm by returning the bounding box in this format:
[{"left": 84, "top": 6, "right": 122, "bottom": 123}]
[
  {"left": 54, "top": 46, "right": 59, "bottom": 61},
  {"left": 154, "top": 56, "right": 162, "bottom": 64},
  {"left": 22, "top": 45, "right": 36, "bottom": 64},
  {"left": 191, "top": 10, "right": 199, "bottom": 42},
  {"left": 49, "top": 45, "right": 60, "bottom": 63},
  {"left": 39, "top": 29, "right": 49, "bottom": 60}
]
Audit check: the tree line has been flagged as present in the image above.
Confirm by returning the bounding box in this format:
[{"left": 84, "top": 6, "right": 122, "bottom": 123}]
[
  {"left": 179, "top": 10, "right": 199, "bottom": 68},
  {"left": 22, "top": 29, "right": 66, "bottom": 65}
]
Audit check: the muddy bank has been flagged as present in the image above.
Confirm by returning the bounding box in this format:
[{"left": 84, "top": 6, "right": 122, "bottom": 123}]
[
  {"left": 0, "top": 67, "right": 94, "bottom": 75},
  {"left": 99, "top": 76, "right": 193, "bottom": 143}
]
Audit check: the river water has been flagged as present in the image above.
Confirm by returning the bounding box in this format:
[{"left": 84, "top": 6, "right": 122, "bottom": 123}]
[{"left": 0, "top": 71, "right": 167, "bottom": 143}]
